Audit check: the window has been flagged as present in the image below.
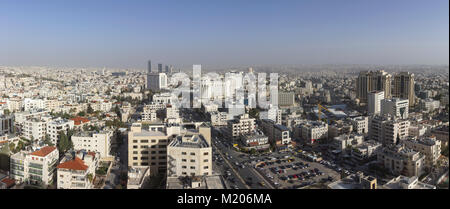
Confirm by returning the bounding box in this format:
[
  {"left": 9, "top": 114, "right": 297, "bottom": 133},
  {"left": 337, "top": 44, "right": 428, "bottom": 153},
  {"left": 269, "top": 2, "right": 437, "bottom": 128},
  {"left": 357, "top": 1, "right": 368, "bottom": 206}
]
[
  {"left": 190, "top": 166, "right": 195, "bottom": 169},
  {"left": 203, "top": 152, "right": 209, "bottom": 155},
  {"left": 190, "top": 153, "right": 195, "bottom": 156},
  {"left": 203, "top": 159, "right": 208, "bottom": 162},
  {"left": 133, "top": 140, "right": 138, "bottom": 143},
  {"left": 182, "top": 166, "right": 187, "bottom": 169},
  {"left": 203, "top": 166, "right": 208, "bottom": 169},
  {"left": 190, "top": 159, "right": 195, "bottom": 162},
  {"left": 141, "top": 140, "right": 148, "bottom": 143},
  {"left": 181, "top": 152, "right": 187, "bottom": 155},
  {"left": 182, "top": 159, "right": 187, "bottom": 162}
]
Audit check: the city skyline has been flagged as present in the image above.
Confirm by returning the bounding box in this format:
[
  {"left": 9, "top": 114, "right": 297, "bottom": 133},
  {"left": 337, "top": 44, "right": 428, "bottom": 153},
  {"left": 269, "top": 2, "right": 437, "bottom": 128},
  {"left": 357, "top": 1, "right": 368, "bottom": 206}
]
[{"left": 1, "top": 0, "right": 449, "bottom": 68}]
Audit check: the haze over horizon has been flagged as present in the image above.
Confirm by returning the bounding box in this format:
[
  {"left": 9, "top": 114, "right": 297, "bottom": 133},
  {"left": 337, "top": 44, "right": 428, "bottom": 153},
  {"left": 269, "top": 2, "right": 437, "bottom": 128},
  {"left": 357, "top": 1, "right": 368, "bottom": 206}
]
[{"left": 1, "top": 0, "right": 449, "bottom": 69}]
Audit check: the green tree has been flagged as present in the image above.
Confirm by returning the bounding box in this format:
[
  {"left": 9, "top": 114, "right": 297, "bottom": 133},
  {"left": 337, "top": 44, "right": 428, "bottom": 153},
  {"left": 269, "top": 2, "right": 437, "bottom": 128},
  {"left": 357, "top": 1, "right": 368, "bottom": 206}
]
[
  {"left": 43, "top": 134, "right": 54, "bottom": 146},
  {"left": 87, "top": 104, "right": 94, "bottom": 114},
  {"left": 3, "top": 109, "right": 10, "bottom": 115}
]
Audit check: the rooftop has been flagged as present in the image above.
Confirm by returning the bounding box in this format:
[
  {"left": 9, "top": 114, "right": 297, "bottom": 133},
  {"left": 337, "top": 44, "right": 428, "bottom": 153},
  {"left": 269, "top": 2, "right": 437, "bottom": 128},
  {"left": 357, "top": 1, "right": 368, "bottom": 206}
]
[
  {"left": 169, "top": 133, "right": 209, "bottom": 148},
  {"left": 30, "top": 146, "right": 56, "bottom": 157}
]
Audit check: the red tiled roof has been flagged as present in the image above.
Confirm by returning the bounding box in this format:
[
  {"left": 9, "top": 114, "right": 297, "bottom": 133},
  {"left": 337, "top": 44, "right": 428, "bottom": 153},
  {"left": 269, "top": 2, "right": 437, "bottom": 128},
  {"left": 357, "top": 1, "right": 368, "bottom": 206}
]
[
  {"left": 57, "top": 157, "right": 88, "bottom": 171},
  {"left": 1, "top": 178, "right": 15, "bottom": 188},
  {"left": 31, "top": 146, "right": 56, "bottom": 157},
  {"left": 87, "top": 151, "right": 96, "bottom": 158},
  {"left": 70, "top": 116, "right": 90, "bottom": 125}
]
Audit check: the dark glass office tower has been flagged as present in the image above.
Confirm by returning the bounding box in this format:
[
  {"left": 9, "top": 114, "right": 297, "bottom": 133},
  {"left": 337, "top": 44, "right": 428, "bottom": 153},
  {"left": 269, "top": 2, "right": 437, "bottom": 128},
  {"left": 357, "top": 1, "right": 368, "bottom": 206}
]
[{"left": 158, "top": 63, "right": 163, "bottom": 73}]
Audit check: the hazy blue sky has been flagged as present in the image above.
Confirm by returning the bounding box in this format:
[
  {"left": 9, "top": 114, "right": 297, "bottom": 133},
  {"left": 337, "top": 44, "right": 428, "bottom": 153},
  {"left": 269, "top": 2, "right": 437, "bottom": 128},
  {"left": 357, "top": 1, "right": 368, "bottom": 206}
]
[{"left": 1, "top": 0, "right": 448, "bottom": 68}]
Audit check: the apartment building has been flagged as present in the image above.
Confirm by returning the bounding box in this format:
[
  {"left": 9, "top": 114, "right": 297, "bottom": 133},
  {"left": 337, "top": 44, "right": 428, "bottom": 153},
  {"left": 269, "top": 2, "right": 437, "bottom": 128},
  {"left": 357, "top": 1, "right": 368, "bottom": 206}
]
[
  {"left": 14, "top": 110, "right": 49, "bottom": 127},
  {"left": 56, "top": 150, "right": 99, "bottom": 189},
  {"left": 128, "top": 123, "right": 171, "bottom": 175},
  {"left": 350, "top": 116, "right": 369, "bottom": 134},
  {"left": 351, "top": 140, "right": 382, "bottom": 162},
  {"left": 10, "top": 146, "right": 59, "bottom": 185},
  {"left": 167, "top": 132, "right": 212, "bottom": 177},
  {"left": 381, "top": 98, "right": 409, "bottom": 119},
  {"left": 227, "top": 114, "right": 256, "bottom": 139},
  {"left": 260, "top": 119, "right": 292, "bottom": 148},
  {"left": 0, "top": 114, "right": 14, "bottom": 136},
  {"left": 278, "top": 92, "right": 295, "bottom": 107},
  {"left": 369, "top": 115, "right": 410, "bottom": 146},
  {"left": 71, "top": 130, "right": 113, "bottom": 160},
  {"left": 240, "top": 131, "right": 270, "bottom": 151},
  {"left": 23, "top": 118, "right": 47, "bottom": 141},
  {"left": 403, "top": 137, "right": 441, "bottom": 169},
  {"left": 46, "top": 118, "right": 75, "bottom": 145},
  {"left": 328, "top": 121, "right": 353, "bottom": 138},
  {"left": 152, "top": 92, "right": 174, "bottom": 104},
  {"left": 332, "top": 134, "right": 364, "bottom": 151},
  {"left": 368, "top": 90, "right": 384, "bottom": 115},
  {"left": 259, "top": 106, "right": 282, "bottom": 125},
  {"left": 296, "top": 121, "right": 328, "bottom": 145},
  {"left": 210, "top": 111, "right": 228, "bottom": 126},
  {"left": 382, "top": 175, "right": 435, "bottom": 189},
  {"left": 420, "top": 98, "right": 440, "bottom": 113},
  {"left": 377, "top": 145, "right": 425, "bottom": 177}
]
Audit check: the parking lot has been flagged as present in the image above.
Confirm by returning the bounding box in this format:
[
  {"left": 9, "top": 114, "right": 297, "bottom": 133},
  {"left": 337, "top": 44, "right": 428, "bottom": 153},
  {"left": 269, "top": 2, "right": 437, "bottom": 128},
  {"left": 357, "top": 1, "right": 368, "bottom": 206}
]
[{"left": 251, "top": 154, "right": 341, "bottom": 189}]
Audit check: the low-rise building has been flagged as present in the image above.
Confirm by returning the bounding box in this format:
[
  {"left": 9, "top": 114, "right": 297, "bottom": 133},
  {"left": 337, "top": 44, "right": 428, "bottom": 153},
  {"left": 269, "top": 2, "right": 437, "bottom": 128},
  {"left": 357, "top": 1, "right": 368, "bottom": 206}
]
[
  {"left": 56, "top": 150, "right": 99, "bottom": 189},
  {"left": 403, "top": 136, "right": 441, "bottom": 169},
  {"left": 10, "top": 146, "right": 59, "bottom": 186},
  {"left": 350, "top": 116, "right": 369, "bottom": 134},
  {"left": 328, "top": 172, "right": 377, "bottom": 189},
  {"left": 240, "top": 131, "right": 270, "bottom": 151},
  {"left": 71, "top": 130, "right": 113, "bottom": 160},
  {"left": 127, "top": 166, "right": 150, "bottom": 189},
  {"left": 377, "top": 145, "right": 425, "bottom": 177},
  {"left": 382, "top": 175, "right": 436, "bottom": 189}
]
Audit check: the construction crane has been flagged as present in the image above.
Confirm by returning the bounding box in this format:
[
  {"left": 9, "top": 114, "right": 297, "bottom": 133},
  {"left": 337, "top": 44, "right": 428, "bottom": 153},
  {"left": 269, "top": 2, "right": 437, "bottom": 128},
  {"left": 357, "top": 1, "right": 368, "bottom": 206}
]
[{"left": 317, "top": 104, "right": 331, "bottom": 124}]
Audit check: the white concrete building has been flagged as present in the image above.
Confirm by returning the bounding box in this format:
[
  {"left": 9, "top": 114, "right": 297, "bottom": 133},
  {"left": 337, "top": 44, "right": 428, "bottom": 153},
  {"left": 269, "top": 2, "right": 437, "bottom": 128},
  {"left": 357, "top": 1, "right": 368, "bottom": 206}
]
[
  {"left": 46, "top": 118, "right": 75, "bottom": 145},
  {"left": 369, "top": 115, "right": 410, "bottom": 146},
  {"left": 71, "top": 130, "right": 113, "bottom": 160},
  {"left": 167, "top": 132, "right": 212, "bottom": 177},
  {"left": 377, "top": 145, "right": 425, "bottom": 177},
  {"left": 10, "top": 146, "right": 59, "bottom": 186},
  {"left": 297, "top": 121, "right": 328, "bottom": 145},
  {"left": 23, "top": 118, "right": 48, "bottom": 141},
  {"left": 382, "top": 175, "right": 435, "bottom": 189},
  {"left": 381, "top": 98, "right": 409, "bottom": 119},
  {"left": 227, "top": 114, "right": 256, "bottom": 139},
  {"left": 403, "top": 137, "right": 441, "bottom": 169},
  {"left": 350, "top": 116, "right": 369, "bottom": 134},
  {"left": 368, "top": 91, "right": 384, "bottom": 115},
  {"left": 57, "top": 150, "right": 99, "bottom": 189},
  {"left": 210, "top": 111, "right": 228, "bottom": 126}
]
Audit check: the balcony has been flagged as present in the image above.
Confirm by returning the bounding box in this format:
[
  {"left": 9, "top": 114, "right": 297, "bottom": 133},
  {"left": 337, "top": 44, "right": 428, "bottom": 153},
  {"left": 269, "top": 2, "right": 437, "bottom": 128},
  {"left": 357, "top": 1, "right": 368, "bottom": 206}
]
[{"left": 29, "top": 163, "right": 43, "bottom": 169}]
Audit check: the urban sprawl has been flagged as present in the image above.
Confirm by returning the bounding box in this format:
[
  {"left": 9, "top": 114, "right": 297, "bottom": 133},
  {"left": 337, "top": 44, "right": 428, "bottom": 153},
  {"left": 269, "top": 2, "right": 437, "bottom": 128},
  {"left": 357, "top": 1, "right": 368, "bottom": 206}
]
[{"left": 0, "top": 63, "right": 448, "bottom": 189}]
